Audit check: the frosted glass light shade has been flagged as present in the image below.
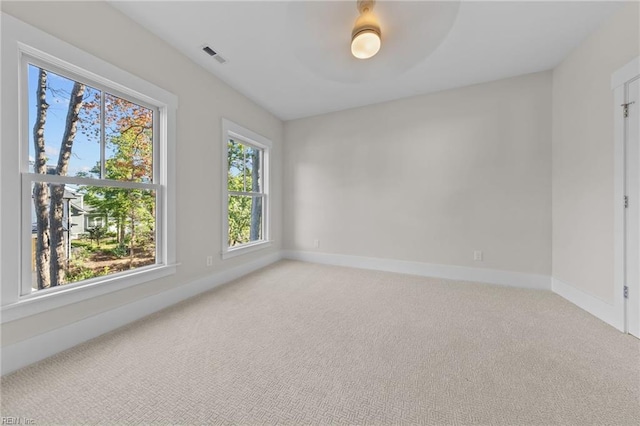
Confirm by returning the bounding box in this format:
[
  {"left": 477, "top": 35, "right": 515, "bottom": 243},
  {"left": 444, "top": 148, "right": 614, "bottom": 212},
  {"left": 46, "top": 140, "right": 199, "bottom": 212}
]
[
  {"left": 351, "top": 30, "right": 381, "bottom": 59},
  {"left": 351, "top": 5, "right": 381, "bottom": 60}
]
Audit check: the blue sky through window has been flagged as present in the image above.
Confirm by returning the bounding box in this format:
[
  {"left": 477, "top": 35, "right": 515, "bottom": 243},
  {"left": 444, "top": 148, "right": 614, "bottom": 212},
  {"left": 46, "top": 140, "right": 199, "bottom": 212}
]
[{"left": 28, "top": 64, "right": 105, "bottom": 177}]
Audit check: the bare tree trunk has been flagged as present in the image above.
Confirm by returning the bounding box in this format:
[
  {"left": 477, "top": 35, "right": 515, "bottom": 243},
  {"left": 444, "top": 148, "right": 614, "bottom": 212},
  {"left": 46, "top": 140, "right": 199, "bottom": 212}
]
[
  {"left": 49, "top": 184, "right": 66, "bottom": 285},
  {"left": 49, "top": 82, "right": 85, "bottom": 286},
  {"left": 250, "top": 150, "right": 261, "bottom": 241},
  {"left": 33, "top": 69, "right": 51, "bottom": 290},
  {"left": 129, "top": 206, "right": 135, "bottom": 269},
  {"left": 119, "top": 218, "right": 125, "bottom": 244}
]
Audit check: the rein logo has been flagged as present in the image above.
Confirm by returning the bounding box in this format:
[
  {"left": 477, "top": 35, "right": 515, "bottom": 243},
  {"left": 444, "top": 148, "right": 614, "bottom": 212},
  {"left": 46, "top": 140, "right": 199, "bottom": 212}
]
[{"left": 1, "top": 418, "right": 35, "bottom": 425}]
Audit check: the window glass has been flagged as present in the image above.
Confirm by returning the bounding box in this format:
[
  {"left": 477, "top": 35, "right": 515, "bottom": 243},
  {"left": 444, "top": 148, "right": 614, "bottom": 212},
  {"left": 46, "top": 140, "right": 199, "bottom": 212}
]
[
  {"left": 105, "top": 93, "right": 153, "bottom": 183},
  {"left": 30, "top": 182, "right": 156, "bottom": 290},
  {"left": 227, "top": 138, "right": 265, "bottom": 249},
  {"left": 27, "top": 63, "right": 158, "bottom": 291},
  {"left": 228, "top": 139, "right": 262, "bottom": 193},
  {"left": 28, "top": 64, "right": 101, "bottom": 177},
  {"left": 228, "top": 195, "right": 263, "bottom": 247}
]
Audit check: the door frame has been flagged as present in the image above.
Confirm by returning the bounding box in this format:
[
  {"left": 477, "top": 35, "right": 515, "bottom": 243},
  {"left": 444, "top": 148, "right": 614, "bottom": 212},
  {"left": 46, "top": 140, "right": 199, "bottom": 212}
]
[{"left": 613, "top": 56, "right": 640, "bottom": 335}]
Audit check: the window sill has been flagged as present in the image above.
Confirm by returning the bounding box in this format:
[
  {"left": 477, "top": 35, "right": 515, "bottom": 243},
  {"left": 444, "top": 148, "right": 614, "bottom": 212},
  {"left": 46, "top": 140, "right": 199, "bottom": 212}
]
[
  {"left": 222, "top": 240, "right": 272, "bottom": 260},
  {"left": 1, "top": 264, "right": 178, "bottom": 324}
]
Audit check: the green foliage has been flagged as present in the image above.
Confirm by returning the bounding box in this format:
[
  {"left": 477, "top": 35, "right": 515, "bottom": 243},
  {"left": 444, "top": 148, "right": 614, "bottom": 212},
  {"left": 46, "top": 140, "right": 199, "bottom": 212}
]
[
  {"left": 79, "top": 109, "right": 155, "bottom": 258},
  {"left": 227, "top": 140, "right": 262, "bottom": 246},
  {"left": 66, "top": 264, "right": 98, "bottom": 282},
  {"left": 107, "top": 243, "right": 128, "bottom": 259},
  {"left": 71, "top": 239, "right": 92, "bottom": 249},
  {"left": 71, "top": 246, "right": 90, "bottom": 261},
  {"left": 228, "top": 195, "right": 252, "bottom": 246},
  {"left": 66, "top": 254, "right": 109, "bottom": 282}
]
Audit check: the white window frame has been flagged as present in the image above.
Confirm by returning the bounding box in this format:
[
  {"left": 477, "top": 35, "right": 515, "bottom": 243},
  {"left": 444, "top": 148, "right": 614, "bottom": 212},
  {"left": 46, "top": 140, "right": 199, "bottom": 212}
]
[
  {"left": 221, "top": 118, "right": 271, "bottom": 259},
  {"left": 0, "top": 13, "right": 178, "bottom": 323}
]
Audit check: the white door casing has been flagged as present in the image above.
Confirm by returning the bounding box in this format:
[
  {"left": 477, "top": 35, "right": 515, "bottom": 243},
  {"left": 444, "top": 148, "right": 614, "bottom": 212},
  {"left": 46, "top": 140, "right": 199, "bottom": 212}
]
[
  {"left": 625, "top": 76, "right": 640, "bottom": 337},
  {"left": 613, "top": 56, "right": 640, "bottom": 337}
]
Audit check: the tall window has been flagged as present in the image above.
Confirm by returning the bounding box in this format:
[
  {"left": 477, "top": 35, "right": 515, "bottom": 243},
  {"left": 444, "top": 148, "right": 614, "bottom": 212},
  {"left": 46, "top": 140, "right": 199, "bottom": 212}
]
[
  {"left": 2, "top": 14, "right": 176, "bottom": 320},
  {"left": 222, "top": 119, "right": 271, "bottom": 258},
  {"left": 24, "top": 60, "right": 160, "bottom": 293}
]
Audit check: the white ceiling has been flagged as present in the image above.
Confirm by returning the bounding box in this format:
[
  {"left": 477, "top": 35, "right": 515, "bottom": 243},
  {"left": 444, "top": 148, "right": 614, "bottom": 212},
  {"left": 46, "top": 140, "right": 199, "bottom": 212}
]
[{"left": 110, "top": 1, "right": 623, "bottom": 121}]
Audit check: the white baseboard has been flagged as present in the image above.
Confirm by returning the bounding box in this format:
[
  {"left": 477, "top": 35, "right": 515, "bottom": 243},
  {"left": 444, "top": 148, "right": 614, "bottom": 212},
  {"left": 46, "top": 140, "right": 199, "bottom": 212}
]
[
  {"left": 1, "top": 252, "right": 281, "bottom": 376},
  {"left": 284, "top": 251, "right": 628, "bottom": 332},
  {"left": 3, "top": 250, "right": 626, "bottom": 376},
  {"left": 551, "top": 277, "right": 624, "bottom": 332},
  {"left": 282, "top": 250, "right": 551, "bottom": 291}
]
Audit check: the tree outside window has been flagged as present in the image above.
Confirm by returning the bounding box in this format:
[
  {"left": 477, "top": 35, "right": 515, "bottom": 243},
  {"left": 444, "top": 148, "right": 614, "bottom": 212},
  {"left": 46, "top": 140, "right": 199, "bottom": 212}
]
[
  {"left": 27, "top": 63, "right": 158, "bottom": 290},
  {"left": 222, "top": 119, "right": 271, "bottom": 258}
]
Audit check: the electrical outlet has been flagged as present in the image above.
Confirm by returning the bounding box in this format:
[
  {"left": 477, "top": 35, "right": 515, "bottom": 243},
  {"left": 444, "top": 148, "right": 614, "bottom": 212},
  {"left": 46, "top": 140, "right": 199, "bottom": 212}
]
[
  {"left": 313, "top": 239, "right": 320, "bottom": 248},
  {"left": 474, "top": 250, "right": 483, "bottom": 261},
  {"left": 206, "top": 256, "right": 213, "bottom": 266}
]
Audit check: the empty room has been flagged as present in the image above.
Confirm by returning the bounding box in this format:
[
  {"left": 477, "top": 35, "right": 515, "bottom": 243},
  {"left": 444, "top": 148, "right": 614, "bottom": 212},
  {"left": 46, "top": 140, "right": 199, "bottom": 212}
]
[{"left": 1, "top": 0, "right": 639, "bottom": 424}]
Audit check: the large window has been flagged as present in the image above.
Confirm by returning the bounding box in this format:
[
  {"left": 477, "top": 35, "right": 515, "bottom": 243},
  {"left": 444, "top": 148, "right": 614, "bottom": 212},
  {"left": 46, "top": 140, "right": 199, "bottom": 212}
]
[
  {"left": 222, "top": 119, "right": 271, "bottom": 258},
  {"left": 25, "top": 61, "right": 159, "bottom": 292},
  {"left": 1, "top": 14, "right": 177, "bottom": 320}
]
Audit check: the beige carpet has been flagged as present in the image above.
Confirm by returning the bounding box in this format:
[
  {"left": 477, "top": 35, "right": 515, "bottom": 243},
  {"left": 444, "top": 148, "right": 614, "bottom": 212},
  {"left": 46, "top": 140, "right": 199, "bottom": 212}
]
[{"left": 1, "top": 260, "right": 639, "bottom": 425}]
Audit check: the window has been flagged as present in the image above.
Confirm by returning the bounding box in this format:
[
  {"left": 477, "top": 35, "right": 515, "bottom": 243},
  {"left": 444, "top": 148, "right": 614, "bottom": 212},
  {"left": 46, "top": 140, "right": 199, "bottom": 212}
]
[
  {"left": 25, "top": 62, "right": 160, "bottom": 292},
  {"left": 222, "top": 119, "right": 271, "bottom": 258},
  {"left": 1, "top": 14, "right": 177, "bottom": 321}
]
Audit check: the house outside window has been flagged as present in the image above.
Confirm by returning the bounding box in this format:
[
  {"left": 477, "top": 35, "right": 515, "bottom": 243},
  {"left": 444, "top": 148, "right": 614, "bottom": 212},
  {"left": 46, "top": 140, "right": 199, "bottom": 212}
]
[
  {"left": 87, "top": 216, "right": 105, "bottom": 230},
  {"left": 222, "top": 119, "right": 271, "bottom": 259}
]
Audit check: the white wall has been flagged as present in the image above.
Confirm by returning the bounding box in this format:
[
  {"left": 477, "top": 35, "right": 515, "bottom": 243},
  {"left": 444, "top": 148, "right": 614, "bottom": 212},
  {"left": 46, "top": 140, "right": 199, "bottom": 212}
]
[
  {"left": 3, "top": 0, "right": 635, "bottom": 363},
  {"left": 0, "top": 1, "right": 283, "bottom": 347},
  {"left": 284, "top": 71, "right": 552, "bottom": 276},
  {"left": 552, "top": 2, "right": 639, "bottom": 304}
]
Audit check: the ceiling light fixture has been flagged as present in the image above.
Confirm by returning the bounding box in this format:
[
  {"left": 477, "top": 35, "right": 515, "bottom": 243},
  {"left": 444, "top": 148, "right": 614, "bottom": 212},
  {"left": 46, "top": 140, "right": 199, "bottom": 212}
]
[{"left": 351, "top": 0, "right": 381, "bottom": 59}]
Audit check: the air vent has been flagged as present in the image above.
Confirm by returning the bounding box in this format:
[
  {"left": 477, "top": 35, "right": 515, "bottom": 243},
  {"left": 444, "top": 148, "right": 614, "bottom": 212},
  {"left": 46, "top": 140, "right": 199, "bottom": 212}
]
[
  {"left": 202, "top": 46, "right": 216, "bottom": 56},
  {"left": 202, "top": 45, "right": 227, "bottom": 64}
]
